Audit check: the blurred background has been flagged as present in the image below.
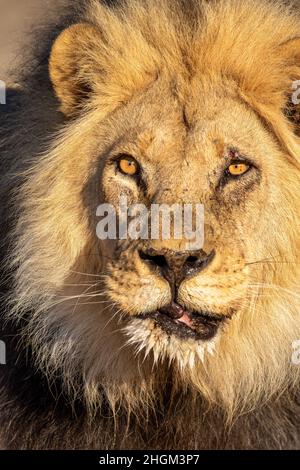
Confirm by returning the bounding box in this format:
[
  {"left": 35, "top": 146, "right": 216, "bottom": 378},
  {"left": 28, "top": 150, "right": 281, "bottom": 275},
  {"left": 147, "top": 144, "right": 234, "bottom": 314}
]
[{"left": 0, "top": 0, "right": 65, "bottom": 81}]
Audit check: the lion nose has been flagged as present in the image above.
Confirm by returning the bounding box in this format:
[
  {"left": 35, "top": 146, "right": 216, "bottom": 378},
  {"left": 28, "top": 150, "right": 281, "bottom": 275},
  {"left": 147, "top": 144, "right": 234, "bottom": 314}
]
[{"left": 138, "top": 248, "right": 215, "bottom": 288}]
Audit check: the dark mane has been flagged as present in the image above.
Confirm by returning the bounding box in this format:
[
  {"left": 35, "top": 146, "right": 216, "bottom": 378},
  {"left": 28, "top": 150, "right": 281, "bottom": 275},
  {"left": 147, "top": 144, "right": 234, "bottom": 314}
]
[{"left": 0, "top": 0, "right": 114, "bottom": 450}]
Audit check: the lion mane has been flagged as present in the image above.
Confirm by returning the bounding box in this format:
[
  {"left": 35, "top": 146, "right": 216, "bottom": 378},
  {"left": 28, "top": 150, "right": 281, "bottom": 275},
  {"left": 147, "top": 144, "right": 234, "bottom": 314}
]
[{"left": 0, "top": 0, "right": 300, "bottom": 449}]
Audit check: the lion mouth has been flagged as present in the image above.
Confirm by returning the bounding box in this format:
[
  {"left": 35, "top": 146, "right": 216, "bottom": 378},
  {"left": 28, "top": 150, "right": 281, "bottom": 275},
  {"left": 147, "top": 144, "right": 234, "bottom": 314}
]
[{"left": 140, "top": 302, "right": 225, "bottom": 341}]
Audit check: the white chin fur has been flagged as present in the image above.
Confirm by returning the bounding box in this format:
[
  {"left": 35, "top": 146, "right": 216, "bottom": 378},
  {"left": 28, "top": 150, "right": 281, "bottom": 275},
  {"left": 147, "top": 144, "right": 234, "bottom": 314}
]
[{"left": 124, "top": 317, "right": 219, "bottom": 371}]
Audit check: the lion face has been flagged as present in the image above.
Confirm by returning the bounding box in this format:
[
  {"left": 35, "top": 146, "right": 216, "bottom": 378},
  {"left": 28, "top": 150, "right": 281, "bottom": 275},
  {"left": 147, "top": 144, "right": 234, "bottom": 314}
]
[
  {"left": 10, "top": 0, "right": 300, "bottom": 415},
  {"left": 100, "top": 87, "right": 269, "bottom": 349}
]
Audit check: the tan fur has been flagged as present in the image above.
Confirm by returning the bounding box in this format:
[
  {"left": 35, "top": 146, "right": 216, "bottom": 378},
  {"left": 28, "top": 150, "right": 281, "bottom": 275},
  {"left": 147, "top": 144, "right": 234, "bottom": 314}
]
[{"left": 5, "top": 0, "right": 300, "bottom": 447}]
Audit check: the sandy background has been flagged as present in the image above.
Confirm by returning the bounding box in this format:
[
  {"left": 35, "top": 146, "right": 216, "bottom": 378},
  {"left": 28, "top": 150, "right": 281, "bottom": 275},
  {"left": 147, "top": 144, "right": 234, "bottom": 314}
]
[{"left": 0, "top": 0, "right": 65, "bottom": 82}]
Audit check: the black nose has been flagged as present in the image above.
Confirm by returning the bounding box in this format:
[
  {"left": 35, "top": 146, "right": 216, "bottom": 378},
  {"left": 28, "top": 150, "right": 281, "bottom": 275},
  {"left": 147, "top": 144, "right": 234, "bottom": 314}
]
[{"left": 139, "top": 248, "right": 215, "bottom": 288}]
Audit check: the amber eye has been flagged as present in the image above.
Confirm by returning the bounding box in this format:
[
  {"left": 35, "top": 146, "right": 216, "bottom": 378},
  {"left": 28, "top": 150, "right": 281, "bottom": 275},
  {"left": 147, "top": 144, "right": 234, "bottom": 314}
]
[
  {"left": 227, "top": 162, "right": 250, "bottom": 177},
  {"left": 117, "top": 156, "right": 139, "bottom": 176}
]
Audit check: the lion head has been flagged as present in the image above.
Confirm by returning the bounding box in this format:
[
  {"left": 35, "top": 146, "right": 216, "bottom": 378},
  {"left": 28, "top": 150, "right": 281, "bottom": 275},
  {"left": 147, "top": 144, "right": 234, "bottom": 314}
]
[{"left": 6, "top": 0, "right": 300, "bottom": 424}]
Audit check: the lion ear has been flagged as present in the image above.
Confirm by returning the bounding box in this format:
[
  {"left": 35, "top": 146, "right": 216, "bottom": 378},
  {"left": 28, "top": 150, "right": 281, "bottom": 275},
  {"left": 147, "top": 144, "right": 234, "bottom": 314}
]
[{"left": 49, "top": 23, "right": 103, "bottom": 116}]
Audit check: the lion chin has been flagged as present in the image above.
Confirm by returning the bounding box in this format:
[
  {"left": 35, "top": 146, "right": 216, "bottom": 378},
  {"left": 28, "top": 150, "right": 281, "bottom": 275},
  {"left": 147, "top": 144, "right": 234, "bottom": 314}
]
[
  {"left": 125, "top": 317, "right": 219, "bottom": 370},
  {"left": 123, "top": 301, "right": 224, "bottom": 368}
]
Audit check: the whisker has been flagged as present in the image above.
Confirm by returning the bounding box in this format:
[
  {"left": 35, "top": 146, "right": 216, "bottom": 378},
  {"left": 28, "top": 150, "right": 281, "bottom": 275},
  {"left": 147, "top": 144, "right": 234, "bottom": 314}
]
[
  {"left": 100, "top": 308, "right": 125, "bottom": 335},
  {"left": 71, "top": 279, "right": 103, "bottom": 317},
  {"left": 69, "top": 270, "right": 109, "bottom": 279},
  {"left": 248, "top": 283, "right": 300, "bottom": 298}
]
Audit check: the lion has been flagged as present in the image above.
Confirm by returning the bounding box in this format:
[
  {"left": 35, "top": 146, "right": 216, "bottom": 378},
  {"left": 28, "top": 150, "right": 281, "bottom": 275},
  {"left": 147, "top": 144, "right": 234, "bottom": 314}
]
[{"left": 0, "top": 0, "right": 300, "bottom": 450}]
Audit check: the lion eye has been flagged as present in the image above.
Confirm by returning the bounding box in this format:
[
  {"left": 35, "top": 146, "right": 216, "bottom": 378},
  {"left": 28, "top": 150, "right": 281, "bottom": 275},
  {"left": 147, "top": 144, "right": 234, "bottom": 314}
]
[
  {"left": 117, "top": 156, "right": 139, "bottom": 176},
  {"left": 227, "top": 162, "right": 250, "bottom": 176}
]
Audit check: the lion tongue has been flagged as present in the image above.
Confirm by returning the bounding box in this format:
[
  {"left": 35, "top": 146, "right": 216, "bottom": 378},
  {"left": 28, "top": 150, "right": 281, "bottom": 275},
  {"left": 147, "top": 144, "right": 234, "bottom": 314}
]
[
  {"left": 177, "top": 312, "right": 193, "bottom": 328},
  {"left": 160, "top": 303, "right": 193, "bottom": 327}
]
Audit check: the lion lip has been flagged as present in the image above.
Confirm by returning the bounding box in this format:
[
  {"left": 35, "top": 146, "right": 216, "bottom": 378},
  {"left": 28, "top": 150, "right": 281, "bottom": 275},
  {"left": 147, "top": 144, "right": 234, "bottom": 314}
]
[{"left": 140, "top": 303, "right": 224, "bottom": 341}]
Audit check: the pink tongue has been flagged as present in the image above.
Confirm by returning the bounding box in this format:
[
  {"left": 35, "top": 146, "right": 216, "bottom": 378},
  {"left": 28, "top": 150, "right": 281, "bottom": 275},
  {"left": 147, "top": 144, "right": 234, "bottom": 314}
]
[{"left": 177, "top": 312, "right": 193, "bottom": 327}]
